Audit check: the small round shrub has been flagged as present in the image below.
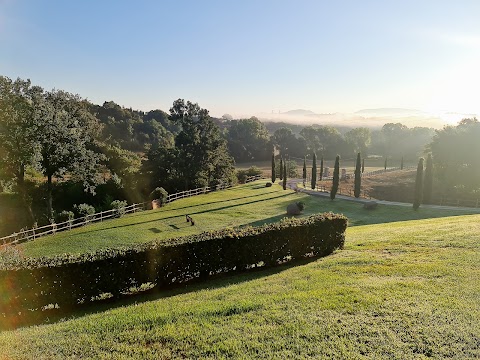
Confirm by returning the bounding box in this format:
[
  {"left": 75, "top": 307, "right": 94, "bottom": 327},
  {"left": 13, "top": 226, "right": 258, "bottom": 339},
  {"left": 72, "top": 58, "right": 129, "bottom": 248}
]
[
  {"left": 110, "top": 200, "right": 128, "bottom": 217},
  {"left": 57, "top": 210, "right": 74, "bottom": 223},
  {"left": 73, "top": 203, "right": 96, "bottom": 219},
  {"left": 296, "top": 201, "right": 305, "bottom": 211},
  {"left": 265, "top": 182, "right": 272, "bottom": 187},
  {"left": 149, "top": 187, "right": 168, "bottom": 205}
]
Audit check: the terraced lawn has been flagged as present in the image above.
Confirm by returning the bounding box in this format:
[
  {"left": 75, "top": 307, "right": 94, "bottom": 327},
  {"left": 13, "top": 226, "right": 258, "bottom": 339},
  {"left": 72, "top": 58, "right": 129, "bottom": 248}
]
[{"left": 12, "top": 180, "right": 480, "bottom": 258}]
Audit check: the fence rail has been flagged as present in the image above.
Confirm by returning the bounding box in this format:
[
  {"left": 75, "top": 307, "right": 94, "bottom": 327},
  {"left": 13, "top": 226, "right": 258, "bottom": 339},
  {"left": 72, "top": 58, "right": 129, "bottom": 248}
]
[{"left": 1, "top": 181, "right": 240, "bottom": 246}]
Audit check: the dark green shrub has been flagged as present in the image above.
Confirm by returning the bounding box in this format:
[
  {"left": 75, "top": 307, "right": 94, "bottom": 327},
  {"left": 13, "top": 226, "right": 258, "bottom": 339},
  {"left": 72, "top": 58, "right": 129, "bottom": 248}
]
[
  {"left": 110, "top": 200, "right": 127, "bottom": 217},
  {"left": 311, "top": 153, "right": 317, "bottom": 189},
  {"left": 149, "top": 187, "right": 168, "bottom": 205},
  {"left": 271, "top": 153, "right": 276, "bottom": 183},
  {"left": 0, "top": 213, "right": 347, "bottom": 316},
  {"left": 73, "top": 203, "right": 95, "bottom": 219},
  {"left": 330, "top": 155, "right": 340, "bottom": 200},
  {"left": 57, "top": 210, "right": 74, "bottom": 223}
]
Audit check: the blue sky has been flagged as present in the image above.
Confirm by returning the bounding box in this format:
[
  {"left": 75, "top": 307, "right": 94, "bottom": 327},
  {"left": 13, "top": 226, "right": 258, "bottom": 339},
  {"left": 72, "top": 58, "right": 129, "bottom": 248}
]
[{"left": 1, "top": 0, "right": 480, "bottom": 118}]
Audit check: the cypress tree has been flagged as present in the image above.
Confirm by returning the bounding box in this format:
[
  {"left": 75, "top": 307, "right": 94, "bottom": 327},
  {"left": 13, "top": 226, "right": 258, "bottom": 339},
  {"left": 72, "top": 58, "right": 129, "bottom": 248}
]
[
  {"left": 302, "top": 156, "right": 307, "bottom": 186},
  {"left": 283, "top": 163, "right": 287, "bottom": 190},
  {"left": 400, "top": 156, "right": 404, "bottom": 170},
  {"left": 320, "top": 157, "right": 324, "bottom": 181},
  {"left": 271, "top": 153, "right": 276, "bottom": 183},
  {"left": 361, "top": 158, "right": 365, "bottom": 173},
  {"left": 279, "top": 158, "right": 283, "bottom": 180},
  {"left": 354, "top": 152, "right": 361, "bottom": 198},
  {"left": 413, "top": 157, "right": 424, "bottom": 210},
  {"left": 330, "top": 155, "right": 340, "bottom": 200},
  {"left": 311, "top": 153, "right": 317, "bottom": 190},
  {"left": 423, "top": 153, "right": 433, "bottom": 204},
  {"left": 384, "top": 158, "right": 387, "bottom": 171}
]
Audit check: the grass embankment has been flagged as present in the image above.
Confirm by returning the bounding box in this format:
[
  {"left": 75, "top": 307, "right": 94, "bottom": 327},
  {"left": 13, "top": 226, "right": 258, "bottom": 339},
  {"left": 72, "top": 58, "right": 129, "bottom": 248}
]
[
  {"left": 1, "top": 215, "right": 479, "bottom": 358},
  {"left": 14, "top": 180, "right": 480, "bottom": 258}
]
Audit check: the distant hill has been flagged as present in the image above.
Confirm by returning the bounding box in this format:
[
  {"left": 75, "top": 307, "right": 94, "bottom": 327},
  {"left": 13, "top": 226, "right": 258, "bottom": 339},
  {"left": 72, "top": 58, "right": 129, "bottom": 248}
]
[
  {"left": 282, "top": 109, "right": 316, "bottom": 116},
  {"left": 355, "top": 108, "right": 425, "bottom": 117}
]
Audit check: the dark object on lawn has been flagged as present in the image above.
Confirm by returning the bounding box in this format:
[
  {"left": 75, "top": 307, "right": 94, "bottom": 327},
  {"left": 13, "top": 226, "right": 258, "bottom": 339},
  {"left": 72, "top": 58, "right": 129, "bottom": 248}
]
[
  {"left": 287, "top": 201, "right": 305, "bottom": 215},
  {"left": 186, "top": 215, "right": 195, "bottom": 225},
  {"left": 266, "top": 182, "right": 272, "bottom": 187},
  {"left": 364, "top": 201, "right": 378, "bottom": 210}
]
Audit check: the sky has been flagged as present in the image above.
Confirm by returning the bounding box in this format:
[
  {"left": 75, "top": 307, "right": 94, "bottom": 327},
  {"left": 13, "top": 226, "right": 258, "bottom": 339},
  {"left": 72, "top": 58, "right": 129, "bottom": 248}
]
[{"left": 1, "top": 0, "right": 480, "bottom": 121}]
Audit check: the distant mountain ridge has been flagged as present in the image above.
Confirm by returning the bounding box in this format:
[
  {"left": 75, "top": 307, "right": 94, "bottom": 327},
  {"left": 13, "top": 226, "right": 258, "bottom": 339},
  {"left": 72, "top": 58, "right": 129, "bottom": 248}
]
[
  {"left": 281, "top": 109, "right": 316, "bottom": 116},
  {"left": 355, "top": 108, "right": 425, "bottom": 116}
]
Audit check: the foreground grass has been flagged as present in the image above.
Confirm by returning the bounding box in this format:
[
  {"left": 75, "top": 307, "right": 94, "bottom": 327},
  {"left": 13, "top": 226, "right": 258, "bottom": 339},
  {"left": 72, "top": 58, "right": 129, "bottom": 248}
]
[
  {"left": 1, "top": 215, "right": 479, "bottom": 358},
  {"left": 13, "top": 180, "right": 480, "bottom": 258}
]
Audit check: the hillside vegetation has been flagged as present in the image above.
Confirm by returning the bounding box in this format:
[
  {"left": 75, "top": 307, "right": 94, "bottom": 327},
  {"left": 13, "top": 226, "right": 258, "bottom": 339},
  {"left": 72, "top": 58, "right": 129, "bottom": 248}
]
[{"left": 0, "top": 214, "right": 478, "bottom": 358}]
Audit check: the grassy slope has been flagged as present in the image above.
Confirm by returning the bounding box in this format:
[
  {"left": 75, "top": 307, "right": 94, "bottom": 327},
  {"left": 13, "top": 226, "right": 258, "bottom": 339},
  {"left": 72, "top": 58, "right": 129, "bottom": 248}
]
[
  {"left": 16, "top": 180, "right": 480, "bottom": 258},
  {"left": 0, "top": 215, "right": 479, "bottom": 359}
]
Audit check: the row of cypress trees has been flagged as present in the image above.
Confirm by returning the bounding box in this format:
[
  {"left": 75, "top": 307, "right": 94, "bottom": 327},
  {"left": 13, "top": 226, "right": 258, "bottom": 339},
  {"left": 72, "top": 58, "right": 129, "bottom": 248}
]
[{"left": 271, "top": 153, "right": 288, "bottom": 190}]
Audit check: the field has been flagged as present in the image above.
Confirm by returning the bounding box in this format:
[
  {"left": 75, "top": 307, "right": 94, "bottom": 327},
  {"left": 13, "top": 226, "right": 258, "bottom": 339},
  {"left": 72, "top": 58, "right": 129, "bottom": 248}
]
[
  {"left": 1, "top": 180, "right": 479, "bottom": 358},
  {"left": 11, "top": 180, "right": 480, "bottom": 258},
  {"left": 1, "top": 213, "right": 479, "bottom": 358}
]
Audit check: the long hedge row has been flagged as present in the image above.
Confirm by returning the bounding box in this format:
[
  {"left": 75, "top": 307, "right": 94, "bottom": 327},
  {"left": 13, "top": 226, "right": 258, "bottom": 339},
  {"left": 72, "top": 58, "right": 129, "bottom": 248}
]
[{"left": 0, "top": 213, "right": 347, "bottom": 316}]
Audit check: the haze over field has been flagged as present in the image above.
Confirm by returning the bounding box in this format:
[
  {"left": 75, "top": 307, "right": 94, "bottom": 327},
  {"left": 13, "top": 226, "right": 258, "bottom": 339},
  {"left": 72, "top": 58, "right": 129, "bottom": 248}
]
[{"left": 1, "top": 1, "right": 479, "bottom": 126}]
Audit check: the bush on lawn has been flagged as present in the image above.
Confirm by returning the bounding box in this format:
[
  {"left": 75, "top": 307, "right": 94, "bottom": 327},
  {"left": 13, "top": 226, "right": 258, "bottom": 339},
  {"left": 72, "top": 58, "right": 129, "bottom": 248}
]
[
  {"left": 0, "top": 213, "right": 347, "bottom": 316},
  {"left": 149, "top": 187, "right": 168, "bottom": 205},
  {"left": 56, "top": 210, "right": 74, "bottom": 223},
  {"left": 110, "top": 200, "right": 128, "bottom": 217},
  {"left": 73, "top": 204, "right": 96, "bottom": 219}
]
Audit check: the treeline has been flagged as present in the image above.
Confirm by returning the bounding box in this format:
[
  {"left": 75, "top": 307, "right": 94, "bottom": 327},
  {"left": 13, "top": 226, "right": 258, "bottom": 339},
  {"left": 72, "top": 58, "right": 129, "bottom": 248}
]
[{"left": 0, "top": 77, "right": 235, "bottom": 234}]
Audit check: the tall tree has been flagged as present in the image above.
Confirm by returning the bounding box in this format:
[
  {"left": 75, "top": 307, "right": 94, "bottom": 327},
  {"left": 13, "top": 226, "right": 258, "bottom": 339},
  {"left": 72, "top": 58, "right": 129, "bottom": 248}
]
[
  {"left": 413, "top": 157, "right": 424, "bottom": 210},
  {"left": 345, "top": 127, "right": 371, "bottom": 156},
  {"left": 0, "top": 76, "right": 39, "bottom": 220},
  {"left": 35, "top": 89, "right": 104, "bottom": 219},
  {"left": 283, "top": 163, "right": 287, "bottom": 190},
  {"left": 271, "top": 153, "right": 276, "bottom": 183},
  {"left": 354, "top": 152, "right": 361, "bottom": 198},
  {"left": 384, "top": 158, "right": 387, "bottom": 170},
  {"left": 423, "top": 153, "right": 434, "bottom": 204},
  {"left": 320, "top": 157, "right": 324, "bottom": 181},
  {"left": 302, "top": 156, "right": 307, "bottom": 186},
  {"left": 400, "top": 156, "right": 404, "bottom": 170},
  {"left": 311, "top": 153, "right": 317, "bottom": 190},
  {"left": 279, "top": 158, "right": 283, "bottom": 180},
  {"left": 330, "top": 155, "right": 340, "bottom": 200},
  {"left": 169, "top": 99, "right": 235, "bottom": 191},
  {"left": 226, "top": 117, "right": 270, "bottom": 162}
]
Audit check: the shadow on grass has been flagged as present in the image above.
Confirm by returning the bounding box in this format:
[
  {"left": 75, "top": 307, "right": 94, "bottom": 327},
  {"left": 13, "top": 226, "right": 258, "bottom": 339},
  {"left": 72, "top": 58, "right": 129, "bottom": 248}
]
[{"left": 0, "top": 253, "right": 329, "bottom": 331}]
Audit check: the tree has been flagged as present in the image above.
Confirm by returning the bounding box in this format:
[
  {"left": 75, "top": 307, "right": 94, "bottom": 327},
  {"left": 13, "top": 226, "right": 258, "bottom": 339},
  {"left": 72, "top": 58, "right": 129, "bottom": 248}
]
[
  {"left": 423, "top": 153, "right": 434, "bottom": 204},
  {"left": 283, "top": 163, "right": 287, "bottom": 190},
  {"left": 279, "top": 158, "right": 283, "bottom": 180},
  {"left": 0, "top": 76, "right": 39, "bottom": 220},
  {"left": 354, "top": 153, "right": 361, "bottom": 198},
  {"left": 226, "top": 117, "right": 270, "bottom": 162},
  {"left": 169, "top": 99, "right": 235, "bottom": 191},
  {"left": 302, "top": 156, "right": 307, "bottom": 186},
  {"left": 428, "top": 119, "right": 480, "bottom": 196},
  {"left": 35, "top": 89, "right": 104, "bottom": 219},
  {"left": 311, "top": 153, "right": 317, "bottom": 190},
  {"left": 413, "top": 157, "right": 424, "bottom": 210},
  {"left": 345, "top": 127, "right": 371, "bottom": 156},
  {"left": 271, "top": 153, "right": 276, "bottom": 183},
  {"left": 401, "top": 156, "right": 404, "bottom": 170},
  {"left": 320, "top": 157, "right": 324, "bottom": 181},
  {"left": 384, "top": 158, "right": 387, "bottom": 170},
  {"left": 330, "top": 155, "right": 340, "bottom": 200}
]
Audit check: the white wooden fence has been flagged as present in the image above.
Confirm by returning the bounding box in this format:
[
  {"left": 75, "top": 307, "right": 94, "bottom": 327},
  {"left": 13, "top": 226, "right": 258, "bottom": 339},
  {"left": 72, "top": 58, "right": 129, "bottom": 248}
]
[{"left": 1, "top": 182, "right": 238, "bottom": 246}]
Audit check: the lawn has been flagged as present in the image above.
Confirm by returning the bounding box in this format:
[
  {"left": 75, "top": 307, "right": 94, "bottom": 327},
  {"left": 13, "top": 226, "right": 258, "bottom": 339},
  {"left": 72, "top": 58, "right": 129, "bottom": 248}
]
[
  {"left": 1, "top": 214, "right": 479, "bottom": 358},
  {"left": 12, "top": 180, "right": 480, "bottom": 258}
]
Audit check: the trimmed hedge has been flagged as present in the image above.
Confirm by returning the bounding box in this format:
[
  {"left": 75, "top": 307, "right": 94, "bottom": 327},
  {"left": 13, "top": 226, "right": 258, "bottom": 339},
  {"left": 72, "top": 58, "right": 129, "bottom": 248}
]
[{"left": 0, "top": 213, "right": 347, "bottom": 315}]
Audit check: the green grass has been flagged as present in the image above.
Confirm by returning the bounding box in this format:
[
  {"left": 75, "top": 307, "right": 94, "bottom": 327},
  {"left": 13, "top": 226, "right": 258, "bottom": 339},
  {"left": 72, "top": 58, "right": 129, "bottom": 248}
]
[
  {"left": 14, "top": 180, "right": 480, "bottom": 258},
  {"left": 12, "top": 180, "right": 478, "bottom": 257},
  {"left": 1, "top": 215, "right": 479, "bottom": 358}
]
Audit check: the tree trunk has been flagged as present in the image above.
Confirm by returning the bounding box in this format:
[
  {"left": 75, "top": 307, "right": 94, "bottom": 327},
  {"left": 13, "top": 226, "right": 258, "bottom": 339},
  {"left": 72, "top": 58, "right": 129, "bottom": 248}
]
[
  {"left": 47, "top": 173, "right": 53, "bottom": 220},
  {"left": 17, "top": 163, "right": 35, "bottom": 223}
]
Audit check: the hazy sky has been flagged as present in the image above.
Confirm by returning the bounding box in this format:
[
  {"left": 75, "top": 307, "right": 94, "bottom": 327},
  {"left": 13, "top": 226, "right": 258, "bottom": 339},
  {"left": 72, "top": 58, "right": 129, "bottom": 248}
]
[{"left": 1, "top": 0, "right": 479, "bottom": 118}]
